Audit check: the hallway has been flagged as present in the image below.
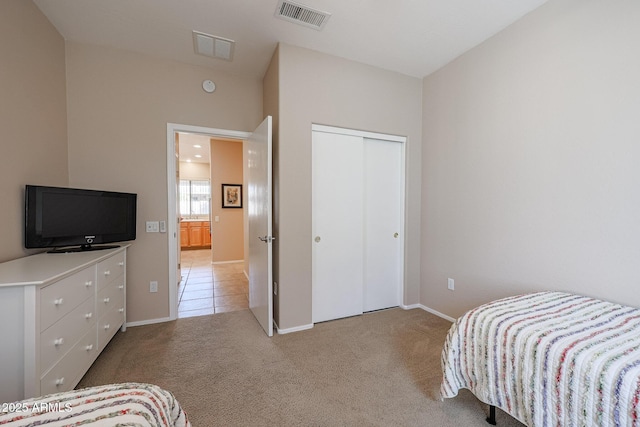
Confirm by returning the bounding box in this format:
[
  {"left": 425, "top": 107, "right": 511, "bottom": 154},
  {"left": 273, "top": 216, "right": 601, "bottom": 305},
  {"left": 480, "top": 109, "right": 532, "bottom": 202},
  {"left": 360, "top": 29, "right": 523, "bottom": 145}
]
[{"left": 178, "top": 249, "right": 249, "bottom": 318}]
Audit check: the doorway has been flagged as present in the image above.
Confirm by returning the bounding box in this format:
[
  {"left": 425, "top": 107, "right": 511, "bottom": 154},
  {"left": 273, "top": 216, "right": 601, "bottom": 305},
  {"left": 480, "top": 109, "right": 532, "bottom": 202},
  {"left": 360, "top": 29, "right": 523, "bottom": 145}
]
[
  {"left": 167, "top": 118, "right": 274, "bottom": 335},
  {"left": 176, "top": 132, "right": 250, "bottom": 317},
  {"left": 166, "top": 124, "right": 252, "bottom": 320}
]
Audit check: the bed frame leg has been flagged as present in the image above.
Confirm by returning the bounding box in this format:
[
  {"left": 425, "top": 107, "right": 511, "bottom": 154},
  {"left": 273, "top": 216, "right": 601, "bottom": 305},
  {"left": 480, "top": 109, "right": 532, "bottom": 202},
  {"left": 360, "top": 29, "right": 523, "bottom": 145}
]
[{"left": 486, "top": 405, "right": 497, "bottom": 425}]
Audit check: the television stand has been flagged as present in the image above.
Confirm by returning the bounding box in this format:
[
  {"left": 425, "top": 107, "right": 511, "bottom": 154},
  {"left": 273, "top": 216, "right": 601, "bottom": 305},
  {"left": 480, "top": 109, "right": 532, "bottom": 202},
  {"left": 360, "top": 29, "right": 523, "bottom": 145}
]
[{"left": 48, "top": 244, "right": 120, "bottom": 253}]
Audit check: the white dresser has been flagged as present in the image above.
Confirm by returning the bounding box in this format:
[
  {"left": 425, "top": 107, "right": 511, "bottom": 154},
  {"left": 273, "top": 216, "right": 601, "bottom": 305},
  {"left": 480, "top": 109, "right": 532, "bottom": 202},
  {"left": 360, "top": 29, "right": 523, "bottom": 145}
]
[{"left": 0, "top": 246, "right": 128, "bottom": 403}]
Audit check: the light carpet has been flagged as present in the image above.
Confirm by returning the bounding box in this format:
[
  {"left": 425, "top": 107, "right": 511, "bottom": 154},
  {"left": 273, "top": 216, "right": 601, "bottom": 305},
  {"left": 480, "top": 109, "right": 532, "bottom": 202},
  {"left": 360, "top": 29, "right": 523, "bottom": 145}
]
[{"left": 77, "top": 308, "right": 524, "bottom": 426}]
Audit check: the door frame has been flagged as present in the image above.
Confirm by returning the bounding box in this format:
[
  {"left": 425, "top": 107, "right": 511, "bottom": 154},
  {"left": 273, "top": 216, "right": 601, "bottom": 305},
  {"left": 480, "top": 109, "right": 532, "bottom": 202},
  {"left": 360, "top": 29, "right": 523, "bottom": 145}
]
[{"left": 166, "top": 123, "right": 251, "bottom": 320}]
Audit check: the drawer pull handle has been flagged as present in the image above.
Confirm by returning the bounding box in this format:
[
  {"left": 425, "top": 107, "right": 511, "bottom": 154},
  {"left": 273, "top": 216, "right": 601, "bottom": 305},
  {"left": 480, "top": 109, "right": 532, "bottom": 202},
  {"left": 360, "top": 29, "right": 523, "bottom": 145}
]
[
  {"left": 119, "top": 285, "right": 124, "bottom": 289},
  {"left": 85, "top": 280, "right": 93, "bottom": 287},
  {"left": 118, "top": 262, "right": 124, "bottom": 267},
  {"left": 103, "top": 297, "right": 110, "bottom": 304},
  {"left": 54, "top": 338, "right": 64, "bottom": 346},
  {"left": 85, "top": 312, "right": 93, "bottom": 319},
  {"left": 55, "top": 377, "right": 65, "bottom": 386},
  {"left": 118, "top": 308, "right": 125, "bottom": 313},
  {"left": 104, "top": 270, "right": 111, "bottom": 276},
  {"left": 54, "top": 298, "right": 64, "bottom": 306},
  {"left": 104, "top": 324, "right": 111, "bottom": 330},
  {"left": 85, "top": 344, "right": 94, "bottom": 351}
]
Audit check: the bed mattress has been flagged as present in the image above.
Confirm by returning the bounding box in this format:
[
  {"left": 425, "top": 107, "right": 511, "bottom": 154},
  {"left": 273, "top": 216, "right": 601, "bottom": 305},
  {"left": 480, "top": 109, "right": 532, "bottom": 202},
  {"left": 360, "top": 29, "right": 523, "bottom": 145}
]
[
  {"left": 0, "top": 383, "right": 190, "bottom": 426},
  {"left": 441, "top": 291, "right": 640, "bottom": 426}
]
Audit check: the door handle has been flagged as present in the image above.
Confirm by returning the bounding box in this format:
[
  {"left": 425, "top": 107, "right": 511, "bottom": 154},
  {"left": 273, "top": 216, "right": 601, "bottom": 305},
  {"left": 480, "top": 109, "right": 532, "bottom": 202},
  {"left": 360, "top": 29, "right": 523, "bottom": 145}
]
[{"left": 258, "top": 236, "right": 276, "bottom": 243}]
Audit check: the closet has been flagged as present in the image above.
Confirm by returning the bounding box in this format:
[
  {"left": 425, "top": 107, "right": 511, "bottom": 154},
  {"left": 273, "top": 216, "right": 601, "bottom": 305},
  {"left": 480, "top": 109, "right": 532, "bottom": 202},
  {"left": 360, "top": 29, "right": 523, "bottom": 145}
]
[{"left": 312, "top": 125, "right": 405, "bottom": 323}]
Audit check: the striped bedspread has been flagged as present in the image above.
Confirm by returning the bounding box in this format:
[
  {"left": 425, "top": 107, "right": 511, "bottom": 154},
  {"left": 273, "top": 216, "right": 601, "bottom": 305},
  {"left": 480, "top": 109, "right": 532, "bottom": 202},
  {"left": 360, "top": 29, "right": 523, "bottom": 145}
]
[
  {"left": 0, "top": 383, "right": 190, "bottom": 426},
  {"left": 441, "top": 292, "right": 640, "bottom": 427}
]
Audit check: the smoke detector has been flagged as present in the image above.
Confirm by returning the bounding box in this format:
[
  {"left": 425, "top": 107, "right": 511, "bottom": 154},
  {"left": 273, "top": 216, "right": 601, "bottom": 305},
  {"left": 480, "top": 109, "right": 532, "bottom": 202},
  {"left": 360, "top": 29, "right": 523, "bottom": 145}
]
[{"left": 275, "top": 0, "right": 331, "bottom": 30}]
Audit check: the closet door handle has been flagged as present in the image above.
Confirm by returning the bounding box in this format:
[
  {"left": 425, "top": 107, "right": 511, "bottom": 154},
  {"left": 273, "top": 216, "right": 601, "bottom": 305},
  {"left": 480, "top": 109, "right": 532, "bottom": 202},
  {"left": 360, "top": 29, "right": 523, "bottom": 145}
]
[{"left": 314, "top": 236, "right": 321, "bottom": 243}]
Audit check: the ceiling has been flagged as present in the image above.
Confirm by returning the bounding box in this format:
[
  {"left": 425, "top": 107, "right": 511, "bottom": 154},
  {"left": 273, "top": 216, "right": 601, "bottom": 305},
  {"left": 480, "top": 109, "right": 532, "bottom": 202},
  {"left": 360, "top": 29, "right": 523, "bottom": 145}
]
[
  {"left": 33, "top": 0, "right": 549, "bottom": 80},
  {"left": 178, "top": 133, "right": 211, "bottom": 164},
  {"left": 178, "top": 133, "right": 243, "bottom": 164}
]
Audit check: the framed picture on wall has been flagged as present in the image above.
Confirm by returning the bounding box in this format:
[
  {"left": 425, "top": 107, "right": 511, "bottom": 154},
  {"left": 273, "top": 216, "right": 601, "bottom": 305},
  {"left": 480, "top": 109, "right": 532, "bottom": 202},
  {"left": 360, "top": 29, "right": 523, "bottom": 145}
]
[{"left": 221, "top": 184, "right": 242, "bottom": 208}]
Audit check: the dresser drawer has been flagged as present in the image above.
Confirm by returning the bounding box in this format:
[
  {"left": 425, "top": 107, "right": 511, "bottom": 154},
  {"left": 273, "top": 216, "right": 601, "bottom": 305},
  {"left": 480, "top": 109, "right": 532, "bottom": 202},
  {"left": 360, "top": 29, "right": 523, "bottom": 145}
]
[
  {"left": 97, "top": 280, "right": 125, "bottom": 318},
  {"left": 40, "top": 268, "right": 96, "bottom": 331},
  {"left": 98, "top": 305, "right": 125, "bottom": 351},
  {"left": 40, "top": 297, "right": 96, "bottom": 373},
  {"left": 40, "top": 327, "right": 98, "bottom": 396},
  {"left": 97, "top": 252, "right": 125, "bottom": 291}
]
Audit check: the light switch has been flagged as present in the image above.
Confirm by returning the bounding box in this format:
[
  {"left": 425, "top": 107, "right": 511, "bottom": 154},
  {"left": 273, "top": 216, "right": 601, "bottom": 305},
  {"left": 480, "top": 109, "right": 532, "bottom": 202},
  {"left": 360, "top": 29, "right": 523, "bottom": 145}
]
[
  {"left": 214, "top": 216, "right": 220, "bottom": 222},
  {"left": 146, "top": 221, "right": 159, "bottom": 233}
]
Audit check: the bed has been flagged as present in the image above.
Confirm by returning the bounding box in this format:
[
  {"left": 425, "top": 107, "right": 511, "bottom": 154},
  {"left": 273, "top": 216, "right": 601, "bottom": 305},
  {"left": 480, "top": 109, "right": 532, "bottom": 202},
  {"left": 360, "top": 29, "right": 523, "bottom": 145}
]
[
  {"left": 441, "top": 291, "right": 640, "bottom": 427},
  {"left": 0, "top": 383, "right": 191, "bottom": 426}
]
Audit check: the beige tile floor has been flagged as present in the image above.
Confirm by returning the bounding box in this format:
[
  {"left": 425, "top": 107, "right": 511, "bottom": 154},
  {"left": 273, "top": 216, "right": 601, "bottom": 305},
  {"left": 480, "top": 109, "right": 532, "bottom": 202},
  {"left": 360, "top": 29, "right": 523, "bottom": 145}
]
[{"left": 178, "top": 249, "right": 249, "bottom": 318}]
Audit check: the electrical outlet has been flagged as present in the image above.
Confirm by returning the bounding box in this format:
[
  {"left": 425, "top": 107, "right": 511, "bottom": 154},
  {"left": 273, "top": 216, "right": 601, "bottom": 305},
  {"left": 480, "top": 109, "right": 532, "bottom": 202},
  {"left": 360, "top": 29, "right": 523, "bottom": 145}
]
[
  {"left": 150, "top": 281, "right": 158, "bottom": 293},
  {"left": 447, "top": 278, "right": 455, "bottom": 291}
]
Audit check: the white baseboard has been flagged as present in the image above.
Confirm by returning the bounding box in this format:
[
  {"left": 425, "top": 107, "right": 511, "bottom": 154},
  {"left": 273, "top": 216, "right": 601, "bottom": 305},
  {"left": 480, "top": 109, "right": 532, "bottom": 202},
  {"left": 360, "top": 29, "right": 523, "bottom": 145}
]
[
  {"left": 275, "top": 321, "right": 314, "bottom": 335},
  {"left": 126, "top": 316, "right": 173, "bottom": 328},
  {"left": 125, "top": 305, "right": 453, "bottom": 332},
  {"left": 415, "top": 304, "right": 456, "bottom": 322}
]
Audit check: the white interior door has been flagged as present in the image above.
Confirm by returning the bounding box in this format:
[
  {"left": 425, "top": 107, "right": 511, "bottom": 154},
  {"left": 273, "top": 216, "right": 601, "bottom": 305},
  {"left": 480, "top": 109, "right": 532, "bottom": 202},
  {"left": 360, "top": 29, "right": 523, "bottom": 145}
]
[
  {"left": 247, "top": 116, "right": 273, "bottom": 336},
  {"left": 363, "top": 138, "right": 404, "bottom": 312},
  {"left": 312, "top": 131, "right": 364, "bottom": 323},
  {"left": 312, "top": 126, "right": 405, "bottom": 324}
]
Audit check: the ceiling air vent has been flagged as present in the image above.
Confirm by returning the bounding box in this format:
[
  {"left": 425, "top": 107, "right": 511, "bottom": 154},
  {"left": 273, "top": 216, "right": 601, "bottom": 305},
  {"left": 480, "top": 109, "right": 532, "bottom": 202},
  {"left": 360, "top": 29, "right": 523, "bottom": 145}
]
[
  {"left": 192, "top": 31, "right": 235, "bottom": 61},
  {"left": 275, "top": 0, "right": 331, "bottom": 30}
]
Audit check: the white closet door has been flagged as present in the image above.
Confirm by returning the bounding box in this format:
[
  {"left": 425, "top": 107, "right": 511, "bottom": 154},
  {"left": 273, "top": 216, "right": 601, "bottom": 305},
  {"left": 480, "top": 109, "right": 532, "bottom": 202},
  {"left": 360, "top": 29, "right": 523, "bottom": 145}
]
[
  {"left": 363, "top": 138, "right": 404, "bottom": 312},
  {"left": 312, "top": 131, "right": 364, "bottom": 323}
]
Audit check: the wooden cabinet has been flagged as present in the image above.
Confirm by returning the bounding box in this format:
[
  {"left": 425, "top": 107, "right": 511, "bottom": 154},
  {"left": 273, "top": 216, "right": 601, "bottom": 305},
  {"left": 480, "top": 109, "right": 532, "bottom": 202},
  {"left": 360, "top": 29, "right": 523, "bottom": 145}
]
[
  {"left": 189, "top": 224, "right": 204, "bottom": 247},
  {"left": 180, "top": 221, "right": 211, "bottom": 249},
  {"left": 180, "top": 223, "right": 189, "bottom": 247},
  {"left": 203, "top": 224, "right": 212, "bottom": 246},
  {"left": 0, "top": 246, "right": 128, "bottom": 403}
]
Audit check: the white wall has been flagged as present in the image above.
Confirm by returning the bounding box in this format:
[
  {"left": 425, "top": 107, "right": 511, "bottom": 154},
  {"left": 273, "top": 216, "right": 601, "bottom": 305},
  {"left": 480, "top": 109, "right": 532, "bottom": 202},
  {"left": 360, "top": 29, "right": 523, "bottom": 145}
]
[
  {"left": 267, "top": 44, "right": 423, "bottom": 330},
  {"left": 0, "top": 0, "right": 68, "bottom": 263},
  {"left": 65, "top": 42, "right": 262, "bottom": 323},
  {"left": 421, "top": 0, "right": 640, "bottom": 318},
  {"left": 179, "top": 161, "right": 210, "bottom": 181}
]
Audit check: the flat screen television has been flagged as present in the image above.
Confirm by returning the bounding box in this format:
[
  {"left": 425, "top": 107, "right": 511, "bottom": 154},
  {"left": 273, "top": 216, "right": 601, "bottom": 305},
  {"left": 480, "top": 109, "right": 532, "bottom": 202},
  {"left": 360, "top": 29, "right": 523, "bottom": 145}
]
[{"left": 25, "top": 185, "right": 137, "bottom": 253}]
